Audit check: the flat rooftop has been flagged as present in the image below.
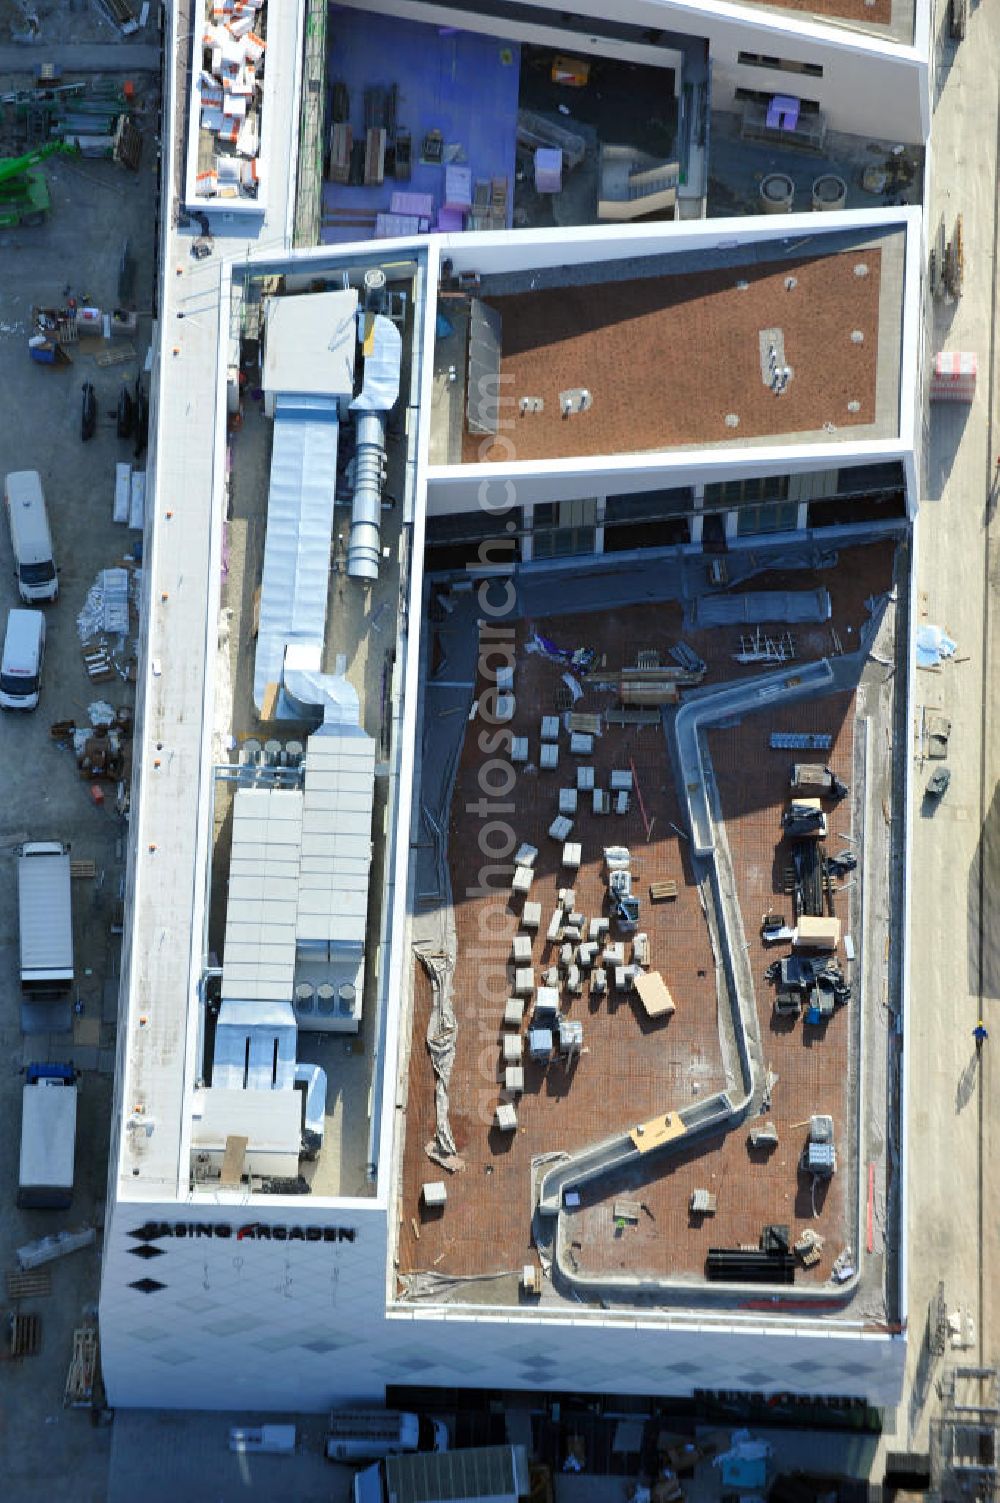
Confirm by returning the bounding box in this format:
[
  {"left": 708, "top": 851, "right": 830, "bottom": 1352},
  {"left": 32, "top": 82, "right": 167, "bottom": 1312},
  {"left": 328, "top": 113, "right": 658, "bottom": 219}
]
[
  {"left": 442, "top": 230, "right": 904, "bottom": 465},
  {"left": 397, "top": 537, "right": 902, "bottom": 1316},
  {"left": 116, "top": 0, "right": 304, "bottom": 1198}
]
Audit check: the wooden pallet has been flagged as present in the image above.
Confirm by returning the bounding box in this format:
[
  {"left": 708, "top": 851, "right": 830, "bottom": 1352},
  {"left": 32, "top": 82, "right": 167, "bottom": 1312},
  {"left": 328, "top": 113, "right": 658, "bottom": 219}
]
[
  {"left": 83, "top": 646, "right": 115, "bottom": 683},
  {"left": 65, "top": 1326, "right": 98, "bottom": 1407},
  {"left": 363, "top": 126, "right": 385, "bottom": 186},
  {"left": 71, "top": 860, "right": 97, "bottom": 879},
  {"left": 9, "top": 1312, "right": 40, "bottom": 1358},
  {"left": 605, "top": 708, "right": 661, "bottom": 727},
  {"left": 328, "top": 121, "right": 352, "bottom": 183},
  {"left": 94, "top": 342, "right": 136, "bottom": 368},
  {"left": 613, "top": 1199, "right": 641, "bottom": 1223},
  {"left": 649, "top": 880, "right": 678, "bottom": 902},
  {"left": 6, "top": 1269, "right": 51, "bottom": 1301},
  {"left": 113, "top": 114, "right": 142, "bottom": 171}
]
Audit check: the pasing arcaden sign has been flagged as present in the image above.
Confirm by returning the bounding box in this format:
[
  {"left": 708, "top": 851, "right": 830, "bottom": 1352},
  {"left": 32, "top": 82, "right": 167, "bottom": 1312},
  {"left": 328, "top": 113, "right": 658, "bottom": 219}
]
[{"left": 129, "top": 1221, "right": 357, "bottom": 1244}]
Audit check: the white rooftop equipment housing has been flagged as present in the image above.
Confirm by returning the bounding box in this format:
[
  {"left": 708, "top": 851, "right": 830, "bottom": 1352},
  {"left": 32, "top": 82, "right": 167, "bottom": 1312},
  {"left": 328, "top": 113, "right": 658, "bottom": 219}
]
[{"left": 263, "top": 288, "right": 358, "bottom": 417}]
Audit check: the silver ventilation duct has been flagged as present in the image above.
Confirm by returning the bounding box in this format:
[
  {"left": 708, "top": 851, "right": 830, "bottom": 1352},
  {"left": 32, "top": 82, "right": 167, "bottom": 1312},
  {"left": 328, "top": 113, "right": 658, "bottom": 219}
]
[{"left": 347, "top": 314, "right": 402, "bottom": 581}]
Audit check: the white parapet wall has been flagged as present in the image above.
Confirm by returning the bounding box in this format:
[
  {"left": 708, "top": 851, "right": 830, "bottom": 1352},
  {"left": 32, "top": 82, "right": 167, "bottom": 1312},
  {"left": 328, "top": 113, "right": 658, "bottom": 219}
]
[{"left": 98, "top": 1194, "right": 906, "bottom": 1408}]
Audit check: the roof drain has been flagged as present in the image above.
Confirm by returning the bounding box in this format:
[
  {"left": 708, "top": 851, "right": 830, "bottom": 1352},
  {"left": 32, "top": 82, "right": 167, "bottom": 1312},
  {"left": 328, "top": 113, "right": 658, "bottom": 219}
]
[{"left": 347, "top": 314, "right": 402, "bottom": 581}]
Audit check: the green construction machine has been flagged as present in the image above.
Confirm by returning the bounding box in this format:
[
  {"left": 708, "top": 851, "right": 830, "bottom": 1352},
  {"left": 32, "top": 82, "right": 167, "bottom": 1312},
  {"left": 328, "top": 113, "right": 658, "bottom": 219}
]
[{"left": 0, "top": 140, "right": 79, "bottom": 228}]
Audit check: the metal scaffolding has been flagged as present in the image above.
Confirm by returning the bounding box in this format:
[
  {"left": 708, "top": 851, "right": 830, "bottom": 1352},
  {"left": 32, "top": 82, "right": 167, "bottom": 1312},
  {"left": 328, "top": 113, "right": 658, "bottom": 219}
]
[
  {"left": 293, "top": 0, "right": 327, "bottom": 248},
  {"left": 933, "top": 1367, "right": 1000, "bottom": 1502}
]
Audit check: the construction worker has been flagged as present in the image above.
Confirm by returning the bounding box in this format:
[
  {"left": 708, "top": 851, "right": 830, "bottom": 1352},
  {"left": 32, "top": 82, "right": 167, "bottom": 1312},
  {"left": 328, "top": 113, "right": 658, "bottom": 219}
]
[{"left": 974, "top": 1019, "right": 988, "bottom": 1048}]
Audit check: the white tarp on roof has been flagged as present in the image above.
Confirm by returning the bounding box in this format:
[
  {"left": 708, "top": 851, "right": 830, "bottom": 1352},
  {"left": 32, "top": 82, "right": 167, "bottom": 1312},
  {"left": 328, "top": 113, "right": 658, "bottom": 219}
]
[
  {"left": 916, "top": 623, "right": 957, "bottom": 667},
  {"left": 191, "top": 1085, "right": 301, "bottom": 1153},
  {"left": 297, "top": 726, "right": 376, "bottom": 952},
  {"left": 351, "top": 313, "right": 401, "bottom": 413},
  {"left": 221, "top": 787, "right": 303, "bottom": 1002},
  {"left": 253, "top": 395, "right": 340, "bottom": 713}
]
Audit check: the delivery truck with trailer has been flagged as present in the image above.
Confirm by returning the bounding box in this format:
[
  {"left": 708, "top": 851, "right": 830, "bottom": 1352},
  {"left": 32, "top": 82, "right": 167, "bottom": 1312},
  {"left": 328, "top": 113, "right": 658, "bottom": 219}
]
[
  {"left": 353, "top": 1445, "right": 529, "bottom": 1503},
  {"left": 17, "top": 1062, "right": 78, "bottom": 1208},
  {"left": 18, "top": 840, "right": 74, "bottom": 998}
]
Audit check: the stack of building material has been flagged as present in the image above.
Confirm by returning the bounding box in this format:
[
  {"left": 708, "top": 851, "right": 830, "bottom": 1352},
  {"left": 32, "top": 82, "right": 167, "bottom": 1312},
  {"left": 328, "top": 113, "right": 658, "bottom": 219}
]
[
  {"left": 390, "top": 190, "right": 434, "bottom": 220},
  {"left": 196, "top": 0, "right": 266, "bottom": 200},
  {"left": 375, "top": 213, "right": 427, "bottom": 239},
  {"left": 930, "top": 350, "right": 977, "bottom": 402},
  {"left": 444, "top": 165, "right": 472, "bottom": 214},
  {"left": 101, "top": 569, "right": 131, "bottom": 635}
]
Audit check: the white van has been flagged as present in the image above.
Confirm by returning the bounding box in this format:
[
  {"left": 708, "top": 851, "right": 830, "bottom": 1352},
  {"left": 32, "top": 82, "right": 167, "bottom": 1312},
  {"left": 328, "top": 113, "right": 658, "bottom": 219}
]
[
  {"left": 0, "top": 609, "right": 46, "bottom": 710},
  {"left": 4, "top": 470, "right": 58, "bottom": 603}
]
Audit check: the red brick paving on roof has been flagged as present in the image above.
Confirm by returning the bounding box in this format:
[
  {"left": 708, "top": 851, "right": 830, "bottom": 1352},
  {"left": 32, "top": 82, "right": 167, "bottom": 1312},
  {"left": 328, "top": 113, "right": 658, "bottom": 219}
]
[
  {"left": 462, "top": 250, "right": 881, "bottom": 463},
  {"left": 745, "top": 0, "right": 891, "bottom": 26},
  {"left": 399, "top": 542, "right": 896, "bottom": 1292}
]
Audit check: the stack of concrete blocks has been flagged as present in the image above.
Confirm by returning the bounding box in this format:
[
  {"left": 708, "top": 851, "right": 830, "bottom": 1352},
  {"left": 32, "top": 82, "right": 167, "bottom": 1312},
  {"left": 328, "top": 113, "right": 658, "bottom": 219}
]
[
  {"left": 502, "top": 1033, "right": 523, "bottom": 1066},
  {"left": 528, "top": 1027, "right": 553, "bottom": 1061},
  {"left": 535, "top": 986, "right": 560, "bottom": 1019},
  {"left": 609, "top": 770, "right": 633, "bottom": 817},
  {"left": 512, "top": 842, "right": 536, "bottom": 899},
  {"left": 503, "top": 998, "right": 525, "bottom": 1028},
  {"left": 562, "top": 842, "right": 582, "bottom": 870}
]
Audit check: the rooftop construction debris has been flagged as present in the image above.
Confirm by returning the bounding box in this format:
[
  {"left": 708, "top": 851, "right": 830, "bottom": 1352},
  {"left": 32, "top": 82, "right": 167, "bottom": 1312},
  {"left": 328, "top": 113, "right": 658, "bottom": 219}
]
[{"left": 192, "top": 0, "right": 267, "bottom": 203}]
